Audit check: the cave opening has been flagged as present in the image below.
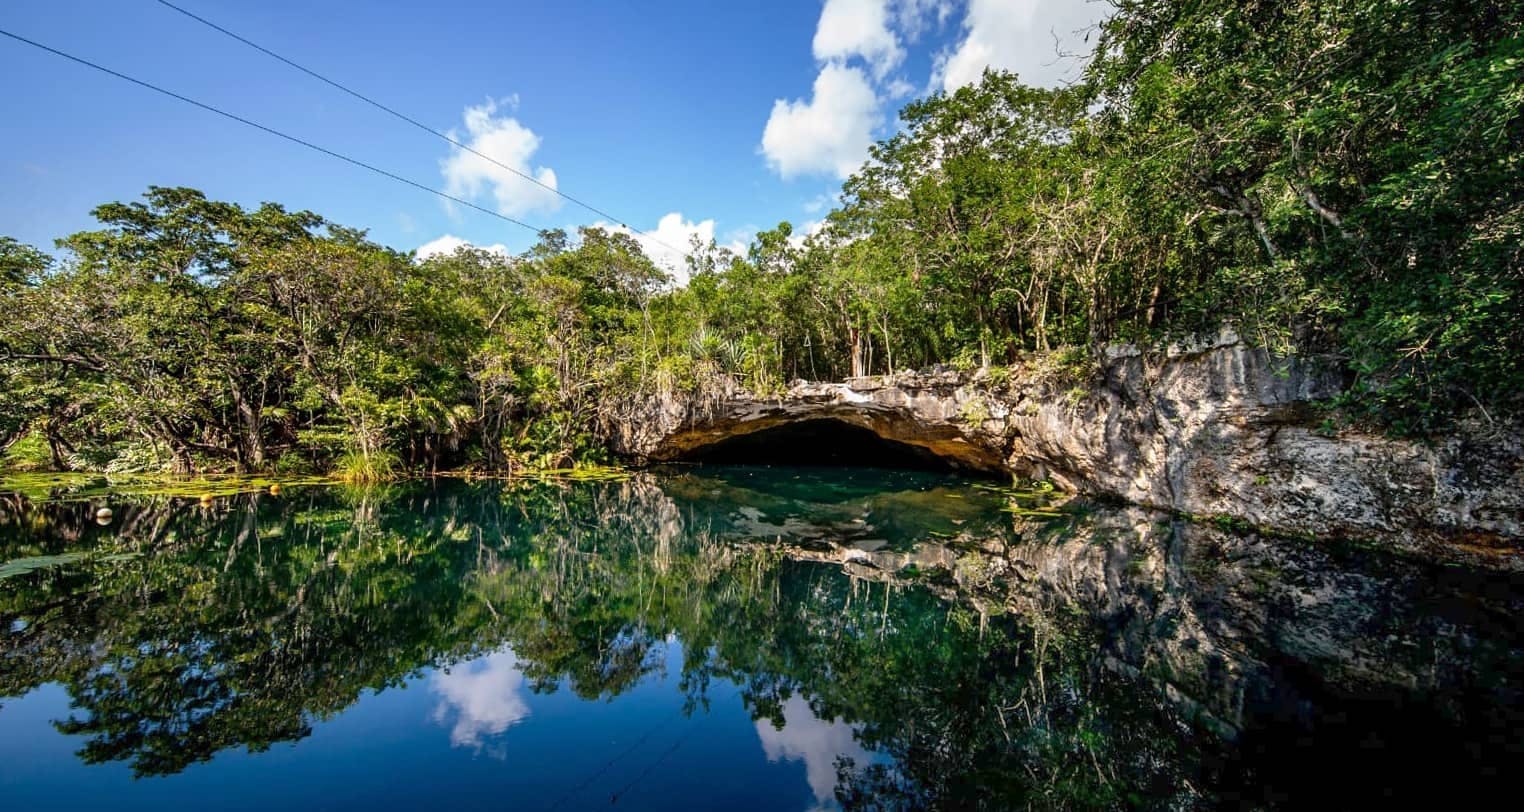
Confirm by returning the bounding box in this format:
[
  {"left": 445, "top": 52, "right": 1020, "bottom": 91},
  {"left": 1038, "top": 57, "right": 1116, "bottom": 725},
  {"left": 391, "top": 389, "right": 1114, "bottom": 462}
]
[{"left": 678, "top": 419, "right": 957, "bottom": 472}]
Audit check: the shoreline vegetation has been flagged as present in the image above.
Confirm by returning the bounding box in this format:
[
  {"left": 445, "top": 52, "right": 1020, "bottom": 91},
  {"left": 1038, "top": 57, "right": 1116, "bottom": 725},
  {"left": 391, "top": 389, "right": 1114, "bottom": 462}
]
[
  {"left": 3, "top": 1, "right": 1519, "bottom": 480},
  {"left": 0, "top": 468, "right": 636, "bottom": 504}
]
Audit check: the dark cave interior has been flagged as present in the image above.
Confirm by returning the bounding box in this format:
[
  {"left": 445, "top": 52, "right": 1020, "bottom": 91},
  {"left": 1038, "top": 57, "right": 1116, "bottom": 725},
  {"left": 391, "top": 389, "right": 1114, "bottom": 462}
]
[{"left": 678, "top": 419, "right": 957, "bottom": 472}]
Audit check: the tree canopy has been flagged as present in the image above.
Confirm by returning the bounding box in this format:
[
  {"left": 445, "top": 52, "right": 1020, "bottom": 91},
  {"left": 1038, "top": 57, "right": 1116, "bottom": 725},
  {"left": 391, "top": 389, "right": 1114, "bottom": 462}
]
[{"left": 2, "top": 0, "right": 1519, "bottom": 474}]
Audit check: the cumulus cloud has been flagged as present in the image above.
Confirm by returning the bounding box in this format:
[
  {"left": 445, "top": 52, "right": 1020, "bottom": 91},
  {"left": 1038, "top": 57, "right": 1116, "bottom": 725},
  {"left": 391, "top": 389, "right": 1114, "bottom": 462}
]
[
  {"left": 722, "top": 226, "right": 757, "bottom": 254},
  {"left": 813, "top": 0, "right": 904, "bottom": 80},
  {"left": 430, "top": 650, "right": 531, "bottom": 752},
  {"left": 440, "top": 97, "right": 563, "bottom": 218},
  {"left": 761, "top": 0, "right": 960, "bottom": 181},
  {"left": 761, "top": 63, "right": 881, "bottom": 180},
  {"left": 802, "top": 193, "right": 837, "bottom": 215},
  {"left": 592, "top": 212, "right": 719, "bottom": 285},
  {"left": 891, "top": 0, "right": 956, "bottom": 42},
  {"left": 755, "top": 696, "right": 875, "bottom": 808},
  {"left": 788, "top": 218, "right": 830, "bottom": 249},
  {"left": 414, "top": 234, "right": 510, "bottom": 261},
  {"left": 934, "top": 0, "right": 1107, "bottom": 92},
  {"left": 883, "top": 76, "right": 917, "bottom": 100},
  {"left": 418, "top": 216, "right": 739, "bottom": 285}
]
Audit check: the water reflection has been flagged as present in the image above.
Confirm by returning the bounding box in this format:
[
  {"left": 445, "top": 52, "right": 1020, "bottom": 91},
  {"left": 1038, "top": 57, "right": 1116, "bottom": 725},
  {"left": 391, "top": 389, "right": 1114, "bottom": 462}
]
[
  {"left": 0, "top": 470, "right": 1521, "bottom": 808},
  {"left": 755, "top": 696, "right": 874, "bottom": 810},
  {"left": 431, "top": 649, "right": 532, "bottom": 753}
]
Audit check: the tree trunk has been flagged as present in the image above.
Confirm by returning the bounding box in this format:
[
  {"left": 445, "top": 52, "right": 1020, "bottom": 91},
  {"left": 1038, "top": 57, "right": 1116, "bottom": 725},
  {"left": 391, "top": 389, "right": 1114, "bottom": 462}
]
[
  {"left": 47, "top": 434, "right": 66, "bottom": 470},
  {"left": 848, "top": 326, "right": 867, "bottom": 378},
  {"left": 231, "top": 383, "right": 265, "bottom": 472},
  {"left": 171, "top": 445, "right": 195, "bottom": 475},
  {"left": 479, "top": 403, "right": 508, "bottom": 471},
  {"left": 1296, "top": 184, "right": 1354, "bottom": 241},
  {"left": 1145, "top": 281, "right": 1164, "bottom": 327},
  {"left": 1215, "top": 186, "right": 1279, "bottom": 261}
]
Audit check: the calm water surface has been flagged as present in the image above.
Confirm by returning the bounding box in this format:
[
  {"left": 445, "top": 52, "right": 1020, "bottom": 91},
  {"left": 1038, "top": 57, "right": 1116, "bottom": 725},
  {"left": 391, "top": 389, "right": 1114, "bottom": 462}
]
[{"left": 1, "top": 467, "right": 1521, "bottom": 809}]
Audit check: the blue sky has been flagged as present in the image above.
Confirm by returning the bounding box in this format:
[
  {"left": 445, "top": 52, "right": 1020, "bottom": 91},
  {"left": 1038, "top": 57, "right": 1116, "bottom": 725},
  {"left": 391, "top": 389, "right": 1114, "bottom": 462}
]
[{"left": 1, "top": 0, "right": 1104, "bottom": 279}]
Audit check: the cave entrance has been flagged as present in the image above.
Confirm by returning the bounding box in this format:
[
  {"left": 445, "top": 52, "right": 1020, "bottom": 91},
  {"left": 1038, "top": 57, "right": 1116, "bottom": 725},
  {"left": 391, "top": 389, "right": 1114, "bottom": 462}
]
[{"left": 678, "top": 419, "right": 956, "bottom": 472}]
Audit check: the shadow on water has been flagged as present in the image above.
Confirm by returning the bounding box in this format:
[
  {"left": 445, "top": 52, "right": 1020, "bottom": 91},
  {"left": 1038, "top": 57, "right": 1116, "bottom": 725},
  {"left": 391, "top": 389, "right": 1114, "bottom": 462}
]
[{"left": 1, "top": 471, "right": 1521, "bottom": 809}]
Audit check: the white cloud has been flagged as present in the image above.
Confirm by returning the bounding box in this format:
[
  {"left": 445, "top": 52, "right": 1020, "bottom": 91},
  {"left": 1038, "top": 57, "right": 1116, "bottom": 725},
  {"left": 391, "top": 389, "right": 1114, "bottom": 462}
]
[
  {"left": 414, "top": 234, "right": 510, "bottom": 261},
  {"left": 884, "top": 77, "right": 917, "bottom": 100},
  {"left": 892, "top": 0, "right": 955, "bottom": 42},
  {"left": 814, "top": 0, "right": 904, "bottom": 80},
  {"left": 755, "top": 695, "right": 874, "bottom": 808},
  {"left": 934, "top": 0, "right": 1108, "bottom": 92},
  {"left": 761, "top": 63, "right": 882, "bottom": 180},
  {"left": 592, "top": 212, "right": 718, "bottom": 285},
  {"left": 789, "top": 218, "right": 829, "bottom": 249},
  {"left": 762, "top": 0, "right": 965, "bottom": 182},
  {"left": 440, "top": 97, "right": 563, "bottom": 218},
  {"left": 430, "top": 650, "right": 531, "bottom": 751},
  {"left": 722, "top": 226, "right": 757, "bottom": 254},
  {"left": 419, "top": 217, "right": 739, "bottom": 285},
  {"left": 802, "top": 193, "right": 836, "bottom": 215}
]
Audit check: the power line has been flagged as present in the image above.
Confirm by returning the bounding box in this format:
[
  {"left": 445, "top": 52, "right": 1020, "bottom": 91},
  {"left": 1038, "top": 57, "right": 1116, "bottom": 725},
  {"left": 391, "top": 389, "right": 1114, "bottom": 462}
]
[
  {"left": 0, "top": 27, "right": 548, "bottom": 239},
  {"left": 152, "top": 0, "right": 691, "bottom": 260}
]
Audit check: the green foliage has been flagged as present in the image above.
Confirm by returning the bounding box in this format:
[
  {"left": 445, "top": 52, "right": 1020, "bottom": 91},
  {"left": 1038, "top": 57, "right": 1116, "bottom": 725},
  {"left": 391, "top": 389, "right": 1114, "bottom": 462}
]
[
  {"left": 97, "top": 441, "right": 169, "bottom": 475},
  {"left": 1083, "top": 0, "right": 1524, "bottom": 430},
  {"left": 651, "top": 1, "right": 1521, "bottom": 429},
  {"left": 1, "top": 191, "right": 670, "bottom": 475},
  {"left": 2, "top": 0, "right": 1518, "bottom": 456},
  {"left": 958, "top": 396, "right": 991, "bottom": 426},
  {"left": 1, "top": 431, "right": 51, "bottom": 471},
  {"left": 333, "top": 448, "right": 400, "bottom": 484},
  {"left": 983, "top": 364, "right": 1013, "bottom": 390}
]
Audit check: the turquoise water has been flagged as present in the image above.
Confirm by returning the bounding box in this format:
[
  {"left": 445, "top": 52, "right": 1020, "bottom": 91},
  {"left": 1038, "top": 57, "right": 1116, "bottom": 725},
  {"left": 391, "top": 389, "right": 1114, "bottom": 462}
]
[{"left": 2, "top": 467, "right": 1521, "bottom": 809}]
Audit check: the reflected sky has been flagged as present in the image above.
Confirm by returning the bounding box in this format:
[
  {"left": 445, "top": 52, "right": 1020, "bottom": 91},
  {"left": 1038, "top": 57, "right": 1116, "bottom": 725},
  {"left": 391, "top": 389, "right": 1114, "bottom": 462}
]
[
  {"left": 755, "top": 695, "right": 876, "bottom": 811},
  {"left": 430, "top": 649, "right": 532, "bottom": 753},
  {"left": 2, "top": 471, "right": 1521, "bottom": 809}
]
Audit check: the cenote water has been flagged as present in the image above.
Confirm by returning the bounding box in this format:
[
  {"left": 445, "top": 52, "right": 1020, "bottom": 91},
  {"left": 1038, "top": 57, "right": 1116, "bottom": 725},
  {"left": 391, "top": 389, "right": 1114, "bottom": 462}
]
[{"left": 1, "top": 467, "right": 1521, "bottom": 809}]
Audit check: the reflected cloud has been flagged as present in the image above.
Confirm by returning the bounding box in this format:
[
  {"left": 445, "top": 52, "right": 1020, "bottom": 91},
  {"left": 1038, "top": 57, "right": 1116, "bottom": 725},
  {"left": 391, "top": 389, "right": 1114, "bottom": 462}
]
[
  {"left": 755, "top": 695, "right": 872, "bottom": 810},
  {"left": 430, "top": 649, "right": 531, "bottom": 751}
]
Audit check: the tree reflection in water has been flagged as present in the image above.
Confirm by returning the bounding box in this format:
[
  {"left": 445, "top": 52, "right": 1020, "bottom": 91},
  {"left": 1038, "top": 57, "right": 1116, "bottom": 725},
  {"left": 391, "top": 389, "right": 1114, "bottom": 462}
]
[{"left": 1, "top": 469, "right": 1521, "bottom": 808}]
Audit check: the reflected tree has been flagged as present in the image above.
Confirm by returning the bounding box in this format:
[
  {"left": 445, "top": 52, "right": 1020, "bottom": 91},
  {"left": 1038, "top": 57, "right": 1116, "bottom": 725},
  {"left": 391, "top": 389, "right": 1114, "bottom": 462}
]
[{"left": 6, "top": 473, "right": 1515, "bottom": 806}]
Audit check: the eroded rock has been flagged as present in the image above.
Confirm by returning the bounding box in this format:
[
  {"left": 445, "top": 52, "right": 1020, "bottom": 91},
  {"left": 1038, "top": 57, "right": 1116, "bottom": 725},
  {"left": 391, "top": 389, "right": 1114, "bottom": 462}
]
[{"left": 609, "top": 337, "right": 1523, "bottom": 555}]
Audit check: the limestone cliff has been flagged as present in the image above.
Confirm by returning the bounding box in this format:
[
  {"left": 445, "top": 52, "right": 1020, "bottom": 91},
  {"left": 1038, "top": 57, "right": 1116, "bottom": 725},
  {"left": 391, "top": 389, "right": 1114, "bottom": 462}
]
[{"left": 609, "top": 336, "right": 1523, "bottom": 555}]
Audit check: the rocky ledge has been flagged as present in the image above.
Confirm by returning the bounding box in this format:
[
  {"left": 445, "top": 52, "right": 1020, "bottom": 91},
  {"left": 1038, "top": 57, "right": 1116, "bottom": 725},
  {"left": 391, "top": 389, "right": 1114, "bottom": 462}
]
[{"left": 609, "top": 334, "right": 1523, "bottom": 562}]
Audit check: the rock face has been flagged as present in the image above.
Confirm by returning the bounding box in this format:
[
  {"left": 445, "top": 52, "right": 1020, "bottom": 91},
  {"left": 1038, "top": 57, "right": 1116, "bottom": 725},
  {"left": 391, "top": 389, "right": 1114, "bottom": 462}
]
[
  {"left": 610, "top": 335, "right": 1524, "bottom": 554},
  {"left": 623, "top": 372, "right": 1009, "bottom": 472}
]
